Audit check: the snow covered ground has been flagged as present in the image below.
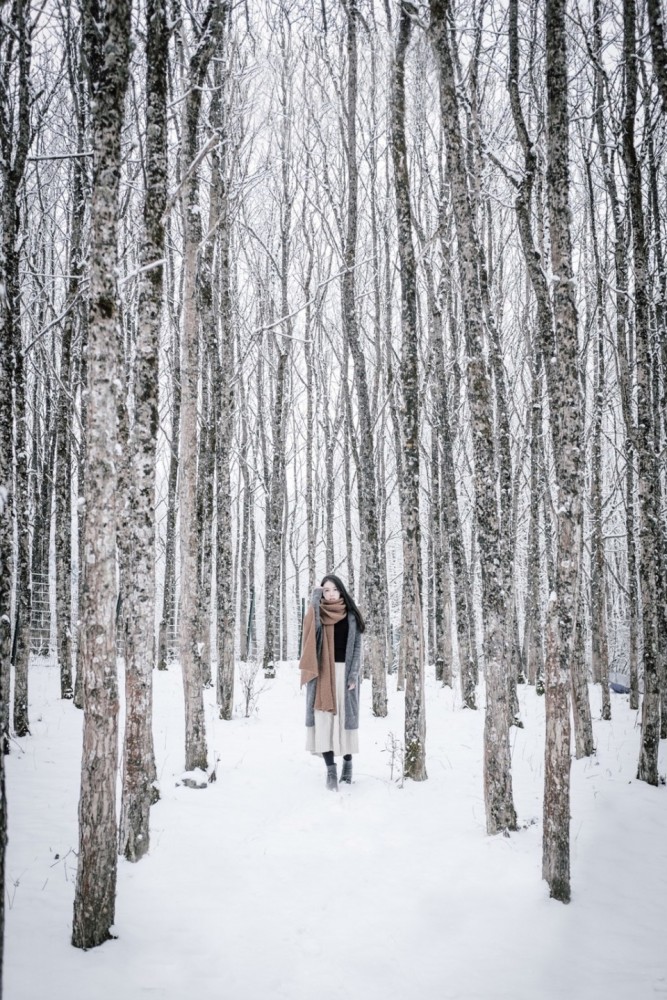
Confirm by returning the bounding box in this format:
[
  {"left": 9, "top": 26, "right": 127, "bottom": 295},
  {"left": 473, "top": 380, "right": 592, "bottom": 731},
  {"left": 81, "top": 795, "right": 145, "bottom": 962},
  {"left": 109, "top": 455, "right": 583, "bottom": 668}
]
[{"left": 5, "top": 660, "right": 667, "bottom": 1000}]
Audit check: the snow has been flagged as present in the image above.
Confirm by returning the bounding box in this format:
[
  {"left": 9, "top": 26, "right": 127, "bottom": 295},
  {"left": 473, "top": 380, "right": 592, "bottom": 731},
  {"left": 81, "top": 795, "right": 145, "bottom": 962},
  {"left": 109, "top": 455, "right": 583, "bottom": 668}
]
[{"left": 6, "top": 662, "right": 667, "bottom": 1000}]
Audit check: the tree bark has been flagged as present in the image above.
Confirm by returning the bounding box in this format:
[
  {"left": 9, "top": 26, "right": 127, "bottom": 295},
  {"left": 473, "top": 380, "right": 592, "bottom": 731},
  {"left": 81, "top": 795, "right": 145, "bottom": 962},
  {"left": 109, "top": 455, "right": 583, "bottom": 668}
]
[
  {"left": 177, "top": 1, "right": 226, "bottom": 771},
  {"left": 430, "top": 0, "right": 516, "bottom": 832},
  {"left": 647, "top": 0, "right": 667, "bottom": 114},
  {"left": 263, "top": 343, "right": 288, "bottom": 679},
  {"left": 118, "top": 0, "right": 167, "bottom": 862},
  {"left": 391, "top": 2, "right": 426, "bottom": 780},
  {"left": 542, "top": 0, "right": 584, "bottom": 903},
  {"left": 341, "top": 0, "right": 388, "bottom": 717},
  {"left": 523, "top": 348, "right": 545, "bottom": 691},
  {"left": 3, "top": 0, "right": 33, "bottom": 740},
  {"left": 0, "top": 0, "right": 32, "bottom": 977},
  {"left": 622, "top": 0, "right": 662, "bottom": 786},
  {"left": 157, "top": 312, "right": 180, "bottom": 671},
  {"left": 590, "top": 0, "right": 640, "bottom": 712},
  {"left": 72, "top": 0, "right": 131, "bottom": 950}
]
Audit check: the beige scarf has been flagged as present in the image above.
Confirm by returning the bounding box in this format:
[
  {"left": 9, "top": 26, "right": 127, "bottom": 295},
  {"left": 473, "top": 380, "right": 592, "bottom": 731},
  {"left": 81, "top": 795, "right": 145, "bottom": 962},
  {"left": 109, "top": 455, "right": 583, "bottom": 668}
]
[{"left": 299, "top": 597, "right": 348, "bottom": 714}]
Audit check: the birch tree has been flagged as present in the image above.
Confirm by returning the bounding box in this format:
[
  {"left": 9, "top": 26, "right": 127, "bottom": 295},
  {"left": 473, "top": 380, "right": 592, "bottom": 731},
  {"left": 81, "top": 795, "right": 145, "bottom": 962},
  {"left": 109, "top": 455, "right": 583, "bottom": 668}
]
[
  {"left": 623, "top": 0, "right": 662, "bottom": 787},
  {"left": 341, "top": 0, "right": 387, "bottom": 718},
  {"left": 0, "top": 0, "right": 32, "bottom": 973},
  {"left": 391, "top": 2, "right": 426, "bottom": 779},
  {"left": 540, "top": 0, "right": 584, "bottom": 902},
  {"left": 1, "top": 0, "right": 33, "bottom": 740},
  {"left": 177, "top": 1, "right": 226, "bottom": 773},
  {"left": 72, "top": 0, "right": 131, "bottom": 950},
  {"left": 430, "top": 0, "right": 516, "bottom": 833},
  {"left": 118, "top": 0, "right": 168, "bottom": 862}
]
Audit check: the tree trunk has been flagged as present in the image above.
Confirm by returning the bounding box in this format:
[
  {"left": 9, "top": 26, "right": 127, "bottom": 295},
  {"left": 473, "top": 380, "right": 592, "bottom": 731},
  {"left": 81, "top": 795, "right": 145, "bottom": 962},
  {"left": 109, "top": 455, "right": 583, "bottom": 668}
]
[
  {"left": 430, "top": 0, "right": 516, "bottom": 831},
  {"left": 72, "top": 0, "right": 131, "bottom": 950},
  {"left": 157, "top": 314, "right": 180, "bottom": 671},
  {"left": 30, "top": 382, "right": 55, "bottom": 657},
  {"left": 238, "top": 371, "right": 252, "bottom": 661},
  {"left": 523, "top": 350, "right": 545, "bottom": 690},
  {"left": 0, "top": 0, "right": 33, "bottom": 977},
  {"left": 590, "top": 0, "right": 640, "bottom": 712},
  {"left": 341, "top": 0, "right": 387, "bottom": 717},
  {"left": 542, "top": 0, "right": 584, "bottom": 903},
  {"left": 208, "top": 54, "right": 236, "bottom": 719},
  {"left": 55, "top": 167, "right": 85, "bottom": 700},
  {"left": 571, "top": 586, "right": 595, "bottom": 758},
  {"left": 434, "top": 158, "right": 477, "bottom": 706},
  {"left": 391, "top": 2, "right": 426, "bottom": 780},
  {"left": 584, "top": 151, "right": 611, "bottom": 720},
  {"left": 647, "top": 0, "right": 667, "bottom": 114},
  {"left": 118, "top": 0, "right": 167, "bottom": 861},
  {"left": 622, "top": 0, "right": 662, "bottom": 786},
  {"left": 1, "top": 0, "right": 32, "bottom": 747},
  {"left": 177, "top": 2, "right": 226, "bottom": 772},
  {"left": 196, "top": 361, "right": 214, "bottom": 689},
  {"left": 263, "top": 343, "right": 288, "bottom": 679}
]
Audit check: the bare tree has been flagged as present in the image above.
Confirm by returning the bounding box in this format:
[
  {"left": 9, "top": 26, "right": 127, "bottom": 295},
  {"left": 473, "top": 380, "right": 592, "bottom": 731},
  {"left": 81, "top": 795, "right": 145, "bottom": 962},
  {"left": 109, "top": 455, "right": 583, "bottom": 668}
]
[
  {"left": 590, "top": 0, "right": 640, "bottom": 712},
  {"left": 0, "top": 0, "right": 33, "bottom": 976},
  {"left": 341, "top": 0, "right": 387, "bottom": 717},
  {"left": 177, "top": 0, "right": 226, "bottom": 772},
  {"left": 1, "top": 0, "right": 33, "bottom": 741},
  {"left": 430, "top": 0, "right": 516, "bottom": 834},
  {"left": 118, "top": 0, "right": 168, "bottom": 862},
  {"left": 622, "top": 0, "right": 662, "bottom": 787},
  {"left": 391, "top": 2, "right": 426, "bottom": 780},
  {"left": 72, "top": 0, "right": 131, "bottom": 950},
  {"left": 540, "top": 0, "right": 585, "bottom": 903}
]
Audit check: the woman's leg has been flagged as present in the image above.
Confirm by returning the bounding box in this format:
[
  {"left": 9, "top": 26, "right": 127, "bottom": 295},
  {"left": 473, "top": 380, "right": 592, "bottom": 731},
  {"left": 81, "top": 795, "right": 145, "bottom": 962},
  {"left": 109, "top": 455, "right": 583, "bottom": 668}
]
[{"left": 323, "top": 750, "right": 338, "bottom": 790}]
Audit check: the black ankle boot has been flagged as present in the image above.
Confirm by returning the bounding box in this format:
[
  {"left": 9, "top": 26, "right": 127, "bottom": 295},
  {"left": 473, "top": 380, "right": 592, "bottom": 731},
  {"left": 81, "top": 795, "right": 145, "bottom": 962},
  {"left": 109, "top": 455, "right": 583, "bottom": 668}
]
[
  {"left": 340, "top": 758, "right": 352, "bottom": 783},
  {"left": 326, "top": 764, "right": 338, "bottom": 791}
]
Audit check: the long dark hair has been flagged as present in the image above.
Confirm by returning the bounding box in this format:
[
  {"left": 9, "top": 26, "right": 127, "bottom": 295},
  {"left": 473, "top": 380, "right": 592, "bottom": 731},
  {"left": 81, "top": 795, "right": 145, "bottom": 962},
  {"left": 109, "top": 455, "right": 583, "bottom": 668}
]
[{"left": 320, "top": 574, "right": 366, "bottom": 633}]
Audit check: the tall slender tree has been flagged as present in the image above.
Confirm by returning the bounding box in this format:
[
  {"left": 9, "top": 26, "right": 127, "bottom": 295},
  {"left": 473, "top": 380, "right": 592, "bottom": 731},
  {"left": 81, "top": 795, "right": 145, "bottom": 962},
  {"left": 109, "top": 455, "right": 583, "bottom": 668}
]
[
  {"left": 541, "top": 0, "right": 585, "bottom": 902},
  {"left": 391, "top": 2, "right": 426, "bottom": 780},
  {"left": 430, "top": 0, "right": 516, "bottom": 833},
  {"left": 623, "top": 0, "right": 662, "bottom": 787},
  {"left": 2, "top": 0, "right": 33, "bottom": 741},
  {"left": 340, "top": 0, "right": 387, "bottom": 718},
  {"left": 177, "top": 0, "right": 226, "bottom": 773},
  {"left": 118, "top": 0, "right": 168, "bottom": 862},
  {"left": 72, "top": 0, "right": 132, "bottom": 950}
]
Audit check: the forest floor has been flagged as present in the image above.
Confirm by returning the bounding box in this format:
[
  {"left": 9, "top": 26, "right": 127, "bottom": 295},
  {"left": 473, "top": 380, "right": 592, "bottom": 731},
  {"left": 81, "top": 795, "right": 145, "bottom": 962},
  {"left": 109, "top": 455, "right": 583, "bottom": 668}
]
[{"left": 5, "top": 658, "right": 667, "bottom": 1000}]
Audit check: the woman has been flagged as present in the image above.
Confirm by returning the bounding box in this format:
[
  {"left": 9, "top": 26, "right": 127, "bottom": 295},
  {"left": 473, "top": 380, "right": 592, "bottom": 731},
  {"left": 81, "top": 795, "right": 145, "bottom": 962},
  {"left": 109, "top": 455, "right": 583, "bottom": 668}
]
[{"left": 299, "top": 574, "right": 365, "bottom": 790}]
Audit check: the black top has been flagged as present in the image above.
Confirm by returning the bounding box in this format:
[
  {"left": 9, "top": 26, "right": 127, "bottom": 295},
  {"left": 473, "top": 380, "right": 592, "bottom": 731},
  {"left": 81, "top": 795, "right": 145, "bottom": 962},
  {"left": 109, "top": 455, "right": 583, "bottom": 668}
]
[{"left": 334, "top": 614, "right": 349, "bottom": 663}]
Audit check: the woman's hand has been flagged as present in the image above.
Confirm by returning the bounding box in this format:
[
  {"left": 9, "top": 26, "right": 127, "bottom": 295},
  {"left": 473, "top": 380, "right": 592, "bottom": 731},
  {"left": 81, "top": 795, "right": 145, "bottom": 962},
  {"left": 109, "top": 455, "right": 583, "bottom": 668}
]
[{"left": 347, "top": 681, "right": 356, "bottom": 691}]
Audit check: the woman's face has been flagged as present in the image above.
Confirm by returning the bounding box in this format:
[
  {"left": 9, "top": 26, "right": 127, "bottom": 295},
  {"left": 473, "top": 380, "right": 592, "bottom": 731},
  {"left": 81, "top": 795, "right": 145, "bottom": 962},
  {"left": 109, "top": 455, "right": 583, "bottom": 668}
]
[{"left": 322, "top": 579, "right": 341, "bottom": 602}]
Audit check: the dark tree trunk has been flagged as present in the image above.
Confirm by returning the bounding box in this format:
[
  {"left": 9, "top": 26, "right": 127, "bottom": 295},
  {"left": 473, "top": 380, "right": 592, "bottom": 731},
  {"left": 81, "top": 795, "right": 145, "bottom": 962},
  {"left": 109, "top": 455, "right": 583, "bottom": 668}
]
[
  {"left": 7, "top": 12, "right": 33, "bottom": 734},
  {"left": 647, "top": 0, "right": 667, "bottom": 114},
  {"left": 0, "top": 0, "right": 33, "bottom": 978},
  {"left": 623, "top": 0, "right": 662, "bottom": 786}
]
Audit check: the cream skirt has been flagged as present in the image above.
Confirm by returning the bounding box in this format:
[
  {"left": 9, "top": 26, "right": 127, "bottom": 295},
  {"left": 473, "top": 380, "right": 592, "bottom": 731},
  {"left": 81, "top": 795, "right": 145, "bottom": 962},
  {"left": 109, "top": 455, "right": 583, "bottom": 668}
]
[{"left": 306, "top": 661, "right": 359, "bottom": 756}]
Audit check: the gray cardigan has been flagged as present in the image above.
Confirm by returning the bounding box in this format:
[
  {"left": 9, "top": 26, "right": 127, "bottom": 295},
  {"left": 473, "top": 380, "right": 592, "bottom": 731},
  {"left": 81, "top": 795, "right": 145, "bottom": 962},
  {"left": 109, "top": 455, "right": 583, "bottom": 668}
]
[{"left": 304, "top": 587, "right": 363, "bottom": 730}]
